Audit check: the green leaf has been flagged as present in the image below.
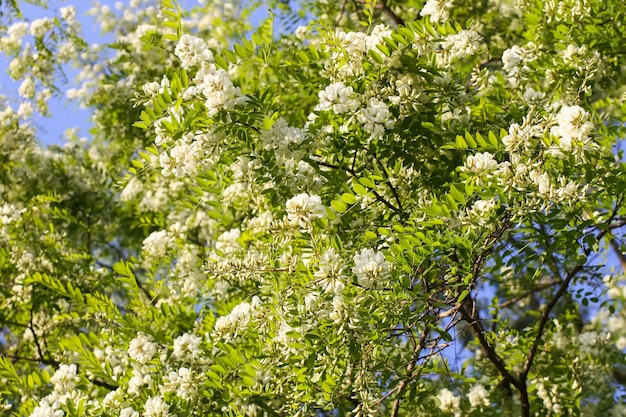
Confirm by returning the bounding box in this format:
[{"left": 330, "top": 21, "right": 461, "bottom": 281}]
[
  {"left": 331, "top": 199, "right": 347, "bottom": 213},
  {"left": 353, "top": 182, "right": 368, "bottom": 195},
  {"left": 341, "top": 193, "right": 356, "bottom": 204},
  {"left": 465, "top": 131, "right": 477, "bottom": 148},
  {"left": 455, "top": 135, "right": 468, "bottom": 149},
  {"left": 359, "top": 177, "right": 376, "bottom": 189}
]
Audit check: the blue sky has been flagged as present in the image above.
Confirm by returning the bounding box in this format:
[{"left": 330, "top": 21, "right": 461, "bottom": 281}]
[{"left": 0, "top": 1, "right": 120, "bottom": 145}]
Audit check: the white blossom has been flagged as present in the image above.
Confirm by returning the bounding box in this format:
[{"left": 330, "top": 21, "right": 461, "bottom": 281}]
[
  {"left": 315, "top": 82, "right": 360, "bottom": 114},
  {"left": 29, "top": 399, "right": 64, "bottom": 417},
  {"left": 173, "top": 332, "right": 202, "bottom": 360},
  {"left": 166, "top": 367, "right": 198, "bottom": 400},
  {"left": 119, "top": 408, "right": 140, "bottom": 417},
  {"left": 142, "top": 230, "right": 173, "bottom": 258},
  {"left": 175, "top": 34, "right": 214, "bottom": 69},
  {"left": 502, "top": 119, "right": 542, "bottom": 152},
  {"left": 29, "top": 18, "right": 53, "bottom": 38},
  {"left": 443, "top": 30, "right": 482, "bottom": 60},
  {"left": 143, "top": 396, "right": 171, "bottom": 417},
  {"left": 420, "top": 0, "right": 453, "bottom": 22},
  {"left": 50, "top": 364, "right": 78, "bottom": 392},
  {"left": 437, "top": 388, "right": 461, "bottom": 416},
  {"left": 468, "top": 384, "right": 490, "bottom": 409},
  {"left": 128, "top": 332, "right": 157, "bottom": 364},
  {"left": 366, "top": 24, "right": 392, "bottom": 51},
  {"left": 461, "top": 152, "right": 498, "bottom": 174},
  {"left": 194, "top": 64, "right": 247, "bottom": 117},
  {"left": 213, "top": 297, "right": 261, "bottom": 340},
  {"left": 315, "top": 248, "right": 347, "bottom": 294},
  {"left": 352, "top": 248, "right": 390, "bottom": 287},
  {"left": 357, "top": 97, "right": 395, "bottom": 138},
  {"left": 550, "top": 105, "right": 594, "bottom": 153},
  {"left": 215, "top": 228, "right": 242, "bottom": 254},
  {"left": 285, "top": 193, "right": 326, "bottom": 227}
]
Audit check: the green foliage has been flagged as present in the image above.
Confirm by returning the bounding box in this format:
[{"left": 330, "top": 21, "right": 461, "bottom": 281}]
[{"left": 1, "top": 0, "right": 626, "bottom": 416}]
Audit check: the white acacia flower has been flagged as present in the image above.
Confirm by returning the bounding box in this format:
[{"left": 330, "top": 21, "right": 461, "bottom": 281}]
[
  {"left": 142, "top": 230, "right": 173, "bottom": 258},
  {"left": 175, "top": 34, "right": 214, "bottom": 69},
  {"left": 502, "top": 45, "right": 523, "bottom": 74},
  {"left": 549, "top": 105, "right": 593, "bottom": 152},
  {"left": 50, "top": 364, "right": 78, "bottom": 391},
  {"left": 18, "top": 77, "right": 35, "bottom": 99},
  {"left": 357, "top": 98, "right": 395, "bottom": 138},
  {"left": 468, "top": 384, "right": 490, "bottom": 409},
  {"left": 195, "top": 65, "right": 247, "bottom": 117},
  {"left": 144, "top": 396, "right": 171, "bottom": 417},
  {"left": 501, "top": 120, "right": 542, "bottom": 152},
  {"left": 8, "top": 22, "right": 29, "bottom": 41},
  {"left": 353, "top": 248, "right": 390, "bottom": 287},
  {"left": 286, "top": 193, "right": 326, "bottom": 227},
  {"left": 213, "top": 297, "right": 261, "bottom": 340},
  {"left": 29, "top": 18, "right": 53, "bottom": 38},
  {"left": 437, "top": 388, "right": 461, "bottom": 416},
  {"left": 443, "top": 30, "right": 482, "bottom": 60},
  {"left": 166, "top": 367, "right": 198, "bottom": 401},
  {"left": 315, "top": 248, "right": 347, "bottom": 294},
  {"left": 466, "top": 199, "right": 496, "bottom": 226},
  {"left": 29, "top": 399, "right": 64, "bottom": 417},
  {"left": 530, "top": 171, "right": 552, "bottom": 197},
  {"left": 316, "top": 82, "right": 360, "bottom": 114},
  {"left": 262, "top": 118, "right": 307, "bottom": 160},
  {"left": 366, "top": 24, "right": 392, "bottom": 51},
  {"left": 120, "top": 408, "right": 139, "bottom": 417},
  {"left": 173, "top": 332, "right": 202, "bottom": 360},
  {"left": 461, "top": 152, "right": 498, "bottom": 174},
  {"left": 420, "top": 0, "right": 453, "bottom": 22},
  {"left": 215, "top": 228, "right": 242, "bottom": 254},
  {"left": 128, "top": 332, "right": 157, "bottom": 364},
  {"left": 335, "top": 30, "right": 368, "bottom": 55}
]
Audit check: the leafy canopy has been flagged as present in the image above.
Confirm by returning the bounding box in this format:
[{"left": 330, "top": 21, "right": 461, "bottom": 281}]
[{"left": 1, "top": 0, "right": 626, "bottom": 416}]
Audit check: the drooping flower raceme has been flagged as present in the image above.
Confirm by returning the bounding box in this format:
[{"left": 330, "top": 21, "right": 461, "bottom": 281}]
[
  {"left": 172, "top": 332, "right": 202, "bottom": 360},
  {"left": 550, "top": 104, "right": 594, "bottom": 153},
  {"left": 213, "top": 297, "right": 261, "bottom": 341},
  {"left": 50, "top": 364, "right": 78, "bottom": 392},
  {"left": 357, "top": 97, "right": 395, "bottom": 138},
  {"left": 420, "top": 0, "right": 453, "bottom": 22},
  {"left": 468, "top": 384, "right": 490, "bottom": 409},
  {"left": 438, "top": 388, "right": 461, "bottom": 416},
  {"left": 128, "top": 332, "right": 158, "bottom": 364},
  {"left": 352, "top": 248, "right": 390, "bottom": 287},
  {"left": 142, "top": 230, "right": 173, "bottom": 258},
  {"left": 461, "top": 152, "right": 499, "bottom": 174},
  {"left": 315, "top": 82, "right": 360, "bottom": 115},
  {"left": 143, "top": 396, "right": 171, "bottom": 417},
  {"left": 285, "top": 193, "right": 326, "bottom": 228},
  {"left": 442, "top": 30, "right": 482, "bottom": 60},
  {"left": 315, "top": 248, "right": 347, "bottom": 295},
  {"left": 29, "top": 399, "right": 64, "bottom": 417},
  {"left": 193, "top": 64, "right": 247, "bottom": 117},
  {"left": 175, "top": 34, "right": 214, "bottom": 69}
]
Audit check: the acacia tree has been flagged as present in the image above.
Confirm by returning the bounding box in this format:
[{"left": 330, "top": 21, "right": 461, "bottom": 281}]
[{"left": 1, "top": 0, "right": 626, "bottom": 416}]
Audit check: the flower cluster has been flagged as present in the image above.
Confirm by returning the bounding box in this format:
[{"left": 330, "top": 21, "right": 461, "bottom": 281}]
[{"left": 285, "top": 193, "right": 326, "bottom": 228}]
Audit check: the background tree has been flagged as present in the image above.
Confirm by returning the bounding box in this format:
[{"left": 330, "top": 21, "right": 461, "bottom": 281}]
[{"left": 1, "top": 0, "right": 626, "bottom": 416}]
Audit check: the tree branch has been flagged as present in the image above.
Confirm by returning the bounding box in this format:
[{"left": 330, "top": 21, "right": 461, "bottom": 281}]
[
  {"left": 498, "top": 280, "right": 562, "bottom": 309},
  {"left": 390, "top": 326, "right": 429, "bottom": 417},
  {"left": 309, "top": 157, "right": 401, "bottom": 212},
  {"left": 458, "top": 294, "right": 528, "bottom": 414},
  {"left": 610, "top": 238, "right": 626, "bottom": 271},
  {"left": 522, "top": 222, "right": 613, "bottom": 376}
]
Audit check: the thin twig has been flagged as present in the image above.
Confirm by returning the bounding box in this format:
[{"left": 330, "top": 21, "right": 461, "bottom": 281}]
[{"left": 498, "top": 280, "right": 562, "bottom": 309}]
